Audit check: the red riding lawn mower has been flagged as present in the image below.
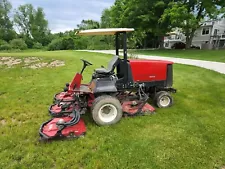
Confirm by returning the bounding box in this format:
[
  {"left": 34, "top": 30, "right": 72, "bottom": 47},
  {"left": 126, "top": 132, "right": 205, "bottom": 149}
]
[{"left": 39, "top": 28, "right": 177, "bottom": 141}]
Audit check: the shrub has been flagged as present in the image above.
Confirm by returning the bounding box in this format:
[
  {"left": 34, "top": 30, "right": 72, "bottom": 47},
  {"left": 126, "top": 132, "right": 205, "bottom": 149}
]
[
  {"left": 24, "top": 37, "right": 34, "bottom": 48},
  {"left": 0, "top": 40, "right": 12, "bottom": 51},
  {"left": 47, "top": 38, "right": 63, "bottom": 51},
  {"left": 0, "top": 44, "right": 12, "bottom": 51},
  {"left": 0, "top": 40, "right": 7, "bottom": 46},
  {"left": 74, "top": 38, "right": 87, "bottom": 50},
  {"left": 33, "top": 42, "right": 43, "bottom": 49},
  {"left": 62, "top": 37, "right": 75, "bottom": 50},
  {"left": 47, "top": 37, "right": 75, "bottom": 51},
  {"left": 10, "top": 39, "right": 27, "bottom": 50}
]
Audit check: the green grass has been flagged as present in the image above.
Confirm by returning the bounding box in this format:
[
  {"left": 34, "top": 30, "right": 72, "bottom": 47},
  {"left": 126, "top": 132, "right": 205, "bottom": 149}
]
[
  {"left": 1, "top": 50, "right": 225, "bottom": 169},
  {"left": 135, "top": 49, "right": 225, "bottom": 63}
]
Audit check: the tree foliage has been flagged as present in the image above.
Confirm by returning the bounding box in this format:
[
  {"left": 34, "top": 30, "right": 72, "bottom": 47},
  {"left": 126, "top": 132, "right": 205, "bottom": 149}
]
[
  {"left": 0, "top": 0, "right": 16, "bottom": 42},
  {"left": 101, "top": 0, "right": 172, "bottom": 48},
  {"left": 14, "top": 4, "right": 50, "bottom": 47},
  {"left": 101, "top": 8, "right": 112, "bottom": 28},
  {"left": 77, "top": 19, "right": 100, "bottom": 30}
]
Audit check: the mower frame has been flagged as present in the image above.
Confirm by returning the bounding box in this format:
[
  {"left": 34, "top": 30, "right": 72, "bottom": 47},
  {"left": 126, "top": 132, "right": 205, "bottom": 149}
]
[{"left": 39, "top": 28, "right": 177, "bottom": 141}]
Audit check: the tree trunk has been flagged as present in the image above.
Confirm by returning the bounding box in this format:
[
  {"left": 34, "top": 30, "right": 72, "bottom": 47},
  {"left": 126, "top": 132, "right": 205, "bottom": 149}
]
[
  {"left": 185, "top": 36, "right": 191, "bottom": 49},
  {"left": 185, "top": 31, "right": 195, "bottom": 49},
  {"left": 143, "top": 38, "right": 147, "bottom": 49},
  {"left": 158, "top": 36, "right": 164, "bottom": 49}
]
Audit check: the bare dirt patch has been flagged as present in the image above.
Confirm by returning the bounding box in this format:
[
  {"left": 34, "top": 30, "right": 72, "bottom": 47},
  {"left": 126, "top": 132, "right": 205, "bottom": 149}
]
[
  {"left": 0, "top": 57, "right": 13, "bottom": 61},
  {"left": 28, "top": 62, "right": 48, "bottom": 69},
  {"left": 0, "top": 56, "right": 65, "bottom": 69},
  {"left": 47, "top": 60, "right": 65, "bottom": 68},
  {"left": 4, "top": 58, "right": 22, "bottom": 67},
  {"left": 1, "top": 57, "right": 22, "bottom": 67},
  {"left": 0, "top": 57, "right": 22, "bottom": 67},
  {"left": 24, "top": 57, "right": 41, "bottom": 65},
  {"left": 0, "top": 119, "right": 7, "bottom": 126}
]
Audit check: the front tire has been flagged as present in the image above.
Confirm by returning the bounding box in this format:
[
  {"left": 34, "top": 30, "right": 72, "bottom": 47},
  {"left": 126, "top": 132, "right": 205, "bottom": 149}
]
[
  {"left": 154, "top": 91, "right": 173, "bottom": 108},
  {"left": 91, "top": 95, "right": 123, "bottom": 126}
]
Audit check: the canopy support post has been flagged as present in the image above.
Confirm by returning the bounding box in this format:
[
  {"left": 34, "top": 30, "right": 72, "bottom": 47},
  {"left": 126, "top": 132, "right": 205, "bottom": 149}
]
[
  {"left": 116, "top": 33, "right": 119, "bottom": 56},
  {"left": 123, "top": 32, "right": 127, "bottom": 61}
]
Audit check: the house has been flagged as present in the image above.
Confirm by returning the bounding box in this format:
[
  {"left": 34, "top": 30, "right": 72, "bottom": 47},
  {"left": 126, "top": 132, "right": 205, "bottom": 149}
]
[{"left": 164, "top": 18, "right": 225, "bottom": 49}]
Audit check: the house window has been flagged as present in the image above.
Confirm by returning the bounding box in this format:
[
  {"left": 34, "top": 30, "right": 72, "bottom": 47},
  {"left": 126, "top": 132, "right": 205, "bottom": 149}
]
[
  {"left": 214, "top": 29, "right": 218, "bottom": 36},
  {"left": 202, "top": 28, "right": 210, "bottom": 35}
]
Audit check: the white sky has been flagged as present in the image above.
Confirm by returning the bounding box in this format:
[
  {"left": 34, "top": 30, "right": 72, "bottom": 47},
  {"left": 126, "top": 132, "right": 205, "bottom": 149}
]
[{"left": 10, "top": 0, "right": 115, "bottom": 33}]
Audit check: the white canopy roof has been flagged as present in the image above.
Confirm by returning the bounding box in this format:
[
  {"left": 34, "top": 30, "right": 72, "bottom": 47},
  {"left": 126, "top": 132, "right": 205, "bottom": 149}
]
[{"left": 77, "top": 28, "right": 135, "bottom": 36}]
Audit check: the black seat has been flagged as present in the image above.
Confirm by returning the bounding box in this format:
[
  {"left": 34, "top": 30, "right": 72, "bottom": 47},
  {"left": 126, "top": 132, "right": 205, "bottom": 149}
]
[{"left": 95, "top": 55, "right": 119, "bottom": 74}]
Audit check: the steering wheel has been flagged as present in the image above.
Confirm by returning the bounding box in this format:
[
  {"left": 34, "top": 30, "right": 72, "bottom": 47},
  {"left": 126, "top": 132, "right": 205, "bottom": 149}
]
[{"left": 80, "top": 59, "right": 93, "bottom": 66}]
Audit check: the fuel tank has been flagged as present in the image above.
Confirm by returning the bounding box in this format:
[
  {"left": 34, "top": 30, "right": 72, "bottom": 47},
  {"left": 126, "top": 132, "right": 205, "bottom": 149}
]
[{"left": 129, "top": 59, "right": 174, "bottom": 83}]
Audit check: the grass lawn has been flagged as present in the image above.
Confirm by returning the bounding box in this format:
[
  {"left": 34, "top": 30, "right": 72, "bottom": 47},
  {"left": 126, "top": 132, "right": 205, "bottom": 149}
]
[
  {"left": 135, "top": 49, "right": 225, "bottom": 63},
  {"left": 0, "top": 50, "right": 225, "bottom": 169}
]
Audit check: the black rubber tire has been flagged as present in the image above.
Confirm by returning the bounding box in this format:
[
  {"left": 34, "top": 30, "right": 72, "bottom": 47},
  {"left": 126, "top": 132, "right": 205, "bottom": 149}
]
[
  {"left": 91, "top": 95, "right": 123, "bottom": 126},
  {"left": 154, "top": 91, "right": 173, "bottom": 108}
]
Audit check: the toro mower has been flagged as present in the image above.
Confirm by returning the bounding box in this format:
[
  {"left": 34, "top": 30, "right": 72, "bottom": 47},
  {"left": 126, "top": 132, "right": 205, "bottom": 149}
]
[{"left": 39, "top": 28, "right": 176, "bottom": 141}]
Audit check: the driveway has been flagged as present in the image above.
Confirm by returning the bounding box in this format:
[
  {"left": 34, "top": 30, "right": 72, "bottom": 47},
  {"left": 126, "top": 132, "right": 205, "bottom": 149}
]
[{"left": 82, "top": 50, "right": 225, "bottom": 74}]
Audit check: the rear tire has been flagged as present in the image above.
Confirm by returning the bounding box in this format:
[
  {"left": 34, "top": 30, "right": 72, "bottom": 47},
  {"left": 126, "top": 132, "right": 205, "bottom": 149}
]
[
  {"left": 91, "top": 95, "right": 122, "bottom": 126},
  {"left": 154, "top": 91, "right": 173, "bottom": 108}
]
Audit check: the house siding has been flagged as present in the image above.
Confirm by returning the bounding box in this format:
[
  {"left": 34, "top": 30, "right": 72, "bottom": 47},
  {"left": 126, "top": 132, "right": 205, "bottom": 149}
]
[{"left": 192, "top": 26, "right": 212, "bottom": 43}]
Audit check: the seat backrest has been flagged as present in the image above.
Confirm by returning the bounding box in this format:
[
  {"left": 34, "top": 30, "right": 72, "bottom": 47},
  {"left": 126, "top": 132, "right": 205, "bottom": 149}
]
[{"left": 106, "top": 55, "right": 119, "bottom": 72}]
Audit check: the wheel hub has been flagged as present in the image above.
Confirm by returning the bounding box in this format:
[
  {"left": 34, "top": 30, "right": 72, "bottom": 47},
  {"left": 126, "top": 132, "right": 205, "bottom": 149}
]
[
  {"left": 99, "top": 104, "right": 118, "bottom": 123},
  {"left": 159, "top": 96, "right": 170, "bottom": 107}
]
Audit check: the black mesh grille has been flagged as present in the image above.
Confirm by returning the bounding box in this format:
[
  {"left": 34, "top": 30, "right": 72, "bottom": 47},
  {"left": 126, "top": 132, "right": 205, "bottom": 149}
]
[{"left": 166, "top": 64, "right": 173, "bottom": 87}]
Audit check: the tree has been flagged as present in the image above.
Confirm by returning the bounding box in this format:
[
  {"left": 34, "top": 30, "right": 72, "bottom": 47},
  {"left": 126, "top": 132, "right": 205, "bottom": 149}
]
[
  {"left": 14, "top": 4, "right": 34, "bottom": 37},
  {"left": 161, "top": 0, "right": 225, "bottom": 49},
  {"left": 31, "top": 7, "right": 50, "bottom": 45},
  {"left": 14, "top": 4, "right": 50, "bottom": 47},
  {"left": 101, "top": 8, "right": 112, "bottom": 28},
  {"left": 77, "top": 19, "right": 100, "bottom": 30},
  {"left": 107, "top": 0, "right": 172, "bottom": 48},
  {"left": 0, "top": 0, "right": 16, "bottom": 42}
]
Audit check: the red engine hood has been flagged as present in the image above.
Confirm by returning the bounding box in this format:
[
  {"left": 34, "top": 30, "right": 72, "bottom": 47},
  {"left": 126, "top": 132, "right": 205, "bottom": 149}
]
[{"left": 128, "top": 59, "right": 174, "bottom": 83}]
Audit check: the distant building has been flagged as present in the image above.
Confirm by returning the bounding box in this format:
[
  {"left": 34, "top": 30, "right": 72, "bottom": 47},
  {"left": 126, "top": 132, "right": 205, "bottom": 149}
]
[{"left": 164, "top": 19, "right": 225, "bottom": 49}]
